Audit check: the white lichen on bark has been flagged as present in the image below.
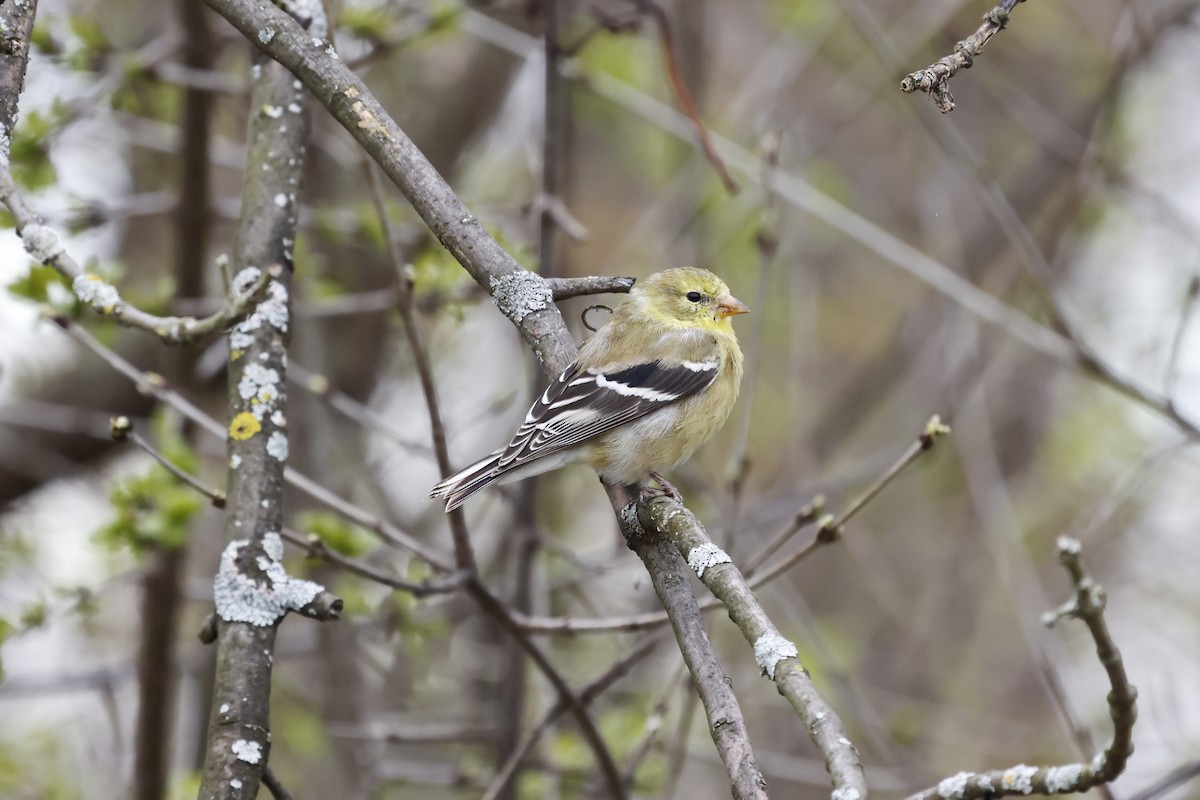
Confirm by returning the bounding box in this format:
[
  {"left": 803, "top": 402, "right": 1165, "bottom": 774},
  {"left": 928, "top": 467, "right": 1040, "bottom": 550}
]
[
  {"left": 490, "top": 270, "right": 553, "bottom": 323},
  {"left": 214, "top": 532, "right": 322, "bottom": 626},
  {"left": 686, "top": 543, "right": 731, "bottom": 578},
  {"left": 752, "top": 632, "right": 798, "bottom": 680}
]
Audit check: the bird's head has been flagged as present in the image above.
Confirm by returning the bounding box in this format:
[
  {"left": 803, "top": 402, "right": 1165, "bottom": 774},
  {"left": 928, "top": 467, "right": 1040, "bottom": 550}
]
[{"left": 633, "top": 267, "right": 750, "bottom": 332}]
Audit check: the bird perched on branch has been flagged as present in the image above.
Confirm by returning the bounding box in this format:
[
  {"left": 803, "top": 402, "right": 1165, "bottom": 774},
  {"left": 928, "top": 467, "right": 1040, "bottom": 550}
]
[{"left": 430, "top": 267, "right": 748, "bottom": 511}]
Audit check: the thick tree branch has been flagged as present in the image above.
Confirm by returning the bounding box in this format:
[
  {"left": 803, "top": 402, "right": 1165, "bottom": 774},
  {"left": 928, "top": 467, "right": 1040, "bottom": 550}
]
[
  {"left": 0, "top": 0, "right": 36, "bottom": 154},
  {"left": 905, "top": 538, "right": 1136, "bottom": 799},
  {"left": 900, "top": 0, "right": 1026, "bottom": 113},
  {"left": 197, "top": 31, "right": 327, "bottom": 798},
  {"left": 618, "top": 488, "right": 768, "bottom": 800}
]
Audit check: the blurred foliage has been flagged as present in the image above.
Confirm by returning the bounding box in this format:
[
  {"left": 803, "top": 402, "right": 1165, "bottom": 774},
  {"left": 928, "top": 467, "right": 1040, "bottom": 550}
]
[
  {"left": 94, "top": 414, "right": 203, "bottom": 555},
  {"left": 297, "top": 510, "right": 375, "bottom": 558},
  {"left": 0, "top": 731, "right": 80, "bottom": 799},
  {"left": 10, "top": 105, "right": 67, "bottom": 191}
]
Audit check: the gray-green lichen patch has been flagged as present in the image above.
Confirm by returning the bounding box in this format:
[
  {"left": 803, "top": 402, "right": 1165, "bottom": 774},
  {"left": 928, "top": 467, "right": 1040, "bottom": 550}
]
[
  {"left": 490, "top": 270, "right": 553, "bottom": 324},
  {"left": 753, "top": 632, "right": 798, "bottom": 679},
  {"left": 1000, "top": 765, "right": 1037, "bottom": 794},
  {"left": 231, "top": 739, "right": 262, "bottom": 764},
  {"left": 1044, "top": 765, "right": 1082, "bottom": 793},
  {"left": 266, "top": 431, "right": 289, "bottom": 461},
  {"left": 22, "top": 223, "right": 66, "bottom": 263},
  {"left": 686, "top": 543, "right": 731, "bottom": 578},
  {"left": 214, "top": 532, "right": 323, "bottom": 626},
  {"left": 73, "top": 274, "right": 122, "bottom": 314},
  {"left": 230, "top": 267, "right": 289, "bottom": 350},
  {"left": 936, "top": 772, "right": 972, "bottom": 799}
]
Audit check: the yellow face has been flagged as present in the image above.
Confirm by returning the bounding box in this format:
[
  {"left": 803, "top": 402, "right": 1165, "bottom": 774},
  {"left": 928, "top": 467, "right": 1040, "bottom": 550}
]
[{"left": 638, "top": 267, "right": 750, "bottom": 330}]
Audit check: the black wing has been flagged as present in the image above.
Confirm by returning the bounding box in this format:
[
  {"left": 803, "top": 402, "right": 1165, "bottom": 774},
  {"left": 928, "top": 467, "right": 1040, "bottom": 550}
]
[{"left": 496, "top": 357, "right": 720, "bottom": 471}]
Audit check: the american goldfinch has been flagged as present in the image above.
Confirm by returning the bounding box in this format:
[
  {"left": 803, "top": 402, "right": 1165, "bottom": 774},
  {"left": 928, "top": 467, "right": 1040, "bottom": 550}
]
[{"left": 430, "top": 267, "right": 748, "bottom": 511}]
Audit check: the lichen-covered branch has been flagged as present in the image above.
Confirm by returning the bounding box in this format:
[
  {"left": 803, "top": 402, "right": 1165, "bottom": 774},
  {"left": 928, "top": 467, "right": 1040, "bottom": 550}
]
[
  {"left": 0, "top": 0, "right": 37, "bottom": 156},
  {"left": 0, "top": 162, "right": 276, "bottom": 343},
  {"left": 905, "top": 537, "right": 1136, "bottom": 800},
  {"left": 900, "top": 0, "right": 1026, "bottom": 113},
  {"left": 639, "top": 498, "right": 869, "bottom": 799},
  {"left": 197, "top": 30, "right": 326, "bottom": 798},
  {"left": 617, "top": 488, "right": 767, "bottom": 800}
]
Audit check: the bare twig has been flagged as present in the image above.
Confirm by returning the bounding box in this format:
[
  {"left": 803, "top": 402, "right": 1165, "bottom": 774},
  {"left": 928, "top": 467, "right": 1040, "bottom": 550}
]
[
  {"left": 364, "top": 162, "right": 475, "bottom": 572},
  {"left": 906, "top": 538, "right": 1136, "bottom": 799},
  {"left": 748, "top": 416, "right": 950, "bottom": 590},
  {"left": 622, "top": 658, "right": 689, "bottom": 788},
  {"left": 546, "top": 274, "right": 635, "bottom": 299},
  {"left": 109, "top": 416, "right": 226, "bottom": 508},
  {"left": 278, "top": 528, "right": 467, "bottom": 597},
  {"left": 900, "top": 0, "right": 1026, "bottom": 113},
  {"left": 626, "top": 0, "right": 738, "bottom": 193},
  {"left": 261, "top": 766, "right": 296, "bottom": 800},
  {"left": 288, "top": 362, "right": 431, "bottom": 456}
]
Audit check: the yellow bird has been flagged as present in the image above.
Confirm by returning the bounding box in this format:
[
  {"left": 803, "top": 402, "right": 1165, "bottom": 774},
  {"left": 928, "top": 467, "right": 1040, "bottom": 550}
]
[{"left": 431, "top": 267, "right": 748, "bottom": 511}]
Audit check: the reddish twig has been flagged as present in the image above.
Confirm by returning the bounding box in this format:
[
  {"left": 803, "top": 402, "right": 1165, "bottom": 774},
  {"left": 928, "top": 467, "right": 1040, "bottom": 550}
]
[{"left": 628, "top": 0, "right": 738, "bottom": 193}]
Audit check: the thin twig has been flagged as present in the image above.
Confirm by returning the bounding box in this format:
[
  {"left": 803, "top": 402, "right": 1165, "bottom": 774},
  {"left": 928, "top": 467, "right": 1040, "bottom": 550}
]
[
  {"left": 621, "top": 658, "right": 689, "bottom": 789},
  {"left": 906, "top": 538, "right": 1137, "bottom": 799},
  {"left": 278, "top": 528, "right": 468, "bottom": 597},
  {"left": 546, "top": 274, "right": 635, "bottom": 299},
  {"left": 109, "top": 416, "right": 226, "bottom": 508},
  {"left": 626, "top": 0, "right": 738, "bottom": 193},
  {"left": 0, "top": 161, "right": 277, "bottom": 343},
  {"left": 261, "top": 766, "right": 295, "bottom": 800},
  {"left": 364, "top": 161, "right": 475, "bottom": 572},
  {"left": 480, "top": 633, "right": 665, "bottom": 800},
  {"left": 1163, "top": 272, "right": 1200, "bottom": 401},
  {"left": 900, "top": 0, "right": 1026, "bottom": 113},
  {"left": 748, "top": 416, "right": 950, "bottom": 590}
]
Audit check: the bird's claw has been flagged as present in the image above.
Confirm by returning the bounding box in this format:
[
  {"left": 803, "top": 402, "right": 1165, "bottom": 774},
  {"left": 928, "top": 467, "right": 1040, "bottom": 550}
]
[{"left": 640, "top": 472, "right": 684, "bottom": 505}]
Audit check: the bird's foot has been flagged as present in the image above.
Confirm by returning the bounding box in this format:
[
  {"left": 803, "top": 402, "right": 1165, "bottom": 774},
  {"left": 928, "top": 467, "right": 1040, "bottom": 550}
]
[{"left": 640, "top": 472, "right": 684, "bottom": 505}]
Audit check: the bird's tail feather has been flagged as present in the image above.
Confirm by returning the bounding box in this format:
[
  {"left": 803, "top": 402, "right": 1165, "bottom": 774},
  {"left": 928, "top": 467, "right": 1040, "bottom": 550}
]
[{"left": 429, "top": 449, "right": 504, "bottom": 512}]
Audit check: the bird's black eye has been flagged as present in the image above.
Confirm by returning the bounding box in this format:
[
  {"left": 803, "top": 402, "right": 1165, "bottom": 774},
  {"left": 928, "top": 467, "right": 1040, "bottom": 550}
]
[{"left": 686, "top": 291, "right": 703, "bottom": 303}]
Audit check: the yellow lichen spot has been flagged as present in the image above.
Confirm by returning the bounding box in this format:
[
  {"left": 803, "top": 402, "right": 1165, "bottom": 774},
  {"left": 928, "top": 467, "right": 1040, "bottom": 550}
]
[
  {"left": 231, "top": 349, "right": 245, "bottom": 361},
  {"left": 229, "top": 411, "right": 261, "bottom": 440}
]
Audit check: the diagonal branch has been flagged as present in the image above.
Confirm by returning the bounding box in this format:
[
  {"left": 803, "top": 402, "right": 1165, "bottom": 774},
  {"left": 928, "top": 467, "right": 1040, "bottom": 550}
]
[{"left": 638, "top": 497, "right": 867, "bottom": 798}]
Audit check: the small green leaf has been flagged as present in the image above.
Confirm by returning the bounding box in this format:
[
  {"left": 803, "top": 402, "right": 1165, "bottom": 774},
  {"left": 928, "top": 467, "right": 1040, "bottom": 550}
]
[{"left": 6, "top": 264, "right": 71, "bottom": 304}]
